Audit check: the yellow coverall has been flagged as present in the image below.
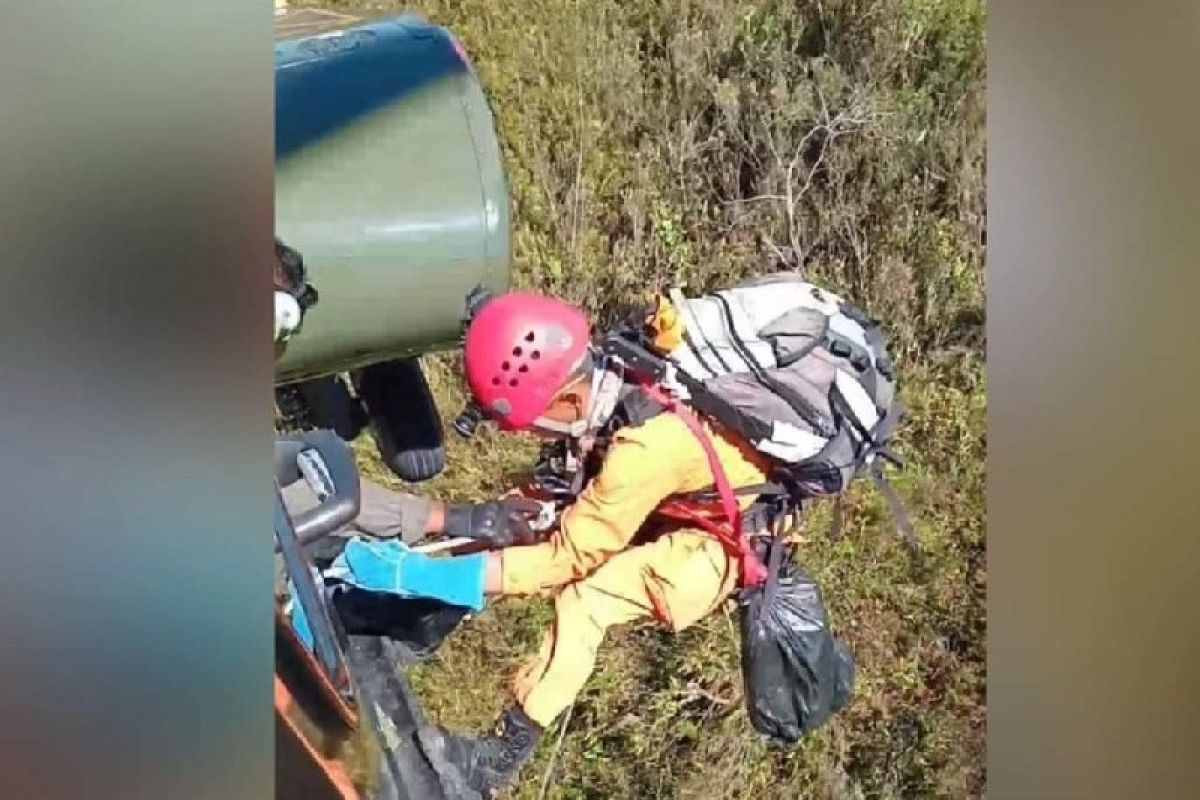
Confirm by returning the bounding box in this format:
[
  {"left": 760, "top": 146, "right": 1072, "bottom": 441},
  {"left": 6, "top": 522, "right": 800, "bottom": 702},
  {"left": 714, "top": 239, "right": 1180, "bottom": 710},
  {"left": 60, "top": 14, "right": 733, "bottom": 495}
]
[{"left": 498, "top": 411, "right": 770, "bottom": 727}]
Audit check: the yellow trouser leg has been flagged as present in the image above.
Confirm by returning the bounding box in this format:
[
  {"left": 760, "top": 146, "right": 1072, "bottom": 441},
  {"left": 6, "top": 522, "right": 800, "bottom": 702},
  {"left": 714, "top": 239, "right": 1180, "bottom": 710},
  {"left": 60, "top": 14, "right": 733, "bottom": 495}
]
[{"left": 511, "top": 529, "right": 739, "bottom": 727}]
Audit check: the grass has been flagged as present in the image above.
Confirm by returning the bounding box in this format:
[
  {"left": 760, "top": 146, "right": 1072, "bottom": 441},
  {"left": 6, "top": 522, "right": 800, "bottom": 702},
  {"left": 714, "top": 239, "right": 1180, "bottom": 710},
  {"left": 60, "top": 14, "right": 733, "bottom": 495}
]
[
  {"left": 351, "top": 360, "right": 985, "bottom": 800},
  {"left": 306, "top": 0, "right": 987, "bottom": 796}
]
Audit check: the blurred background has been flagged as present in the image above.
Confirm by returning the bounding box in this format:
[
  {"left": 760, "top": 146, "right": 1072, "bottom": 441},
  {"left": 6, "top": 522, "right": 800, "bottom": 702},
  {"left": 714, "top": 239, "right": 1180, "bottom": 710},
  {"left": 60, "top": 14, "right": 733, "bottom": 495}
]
[{"left": 3, "top": 0, "right": 1197, "bottom": 797}]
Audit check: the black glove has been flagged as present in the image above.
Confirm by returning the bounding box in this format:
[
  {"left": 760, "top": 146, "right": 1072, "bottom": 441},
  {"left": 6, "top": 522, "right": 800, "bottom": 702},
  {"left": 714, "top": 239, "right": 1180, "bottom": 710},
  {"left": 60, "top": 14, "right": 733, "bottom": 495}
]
[
  {"left": 443, "top": 497, "right": 545, "bottom": 547},
  {"left": 532, "top": 441, "right": 585, "bottom": 503}
]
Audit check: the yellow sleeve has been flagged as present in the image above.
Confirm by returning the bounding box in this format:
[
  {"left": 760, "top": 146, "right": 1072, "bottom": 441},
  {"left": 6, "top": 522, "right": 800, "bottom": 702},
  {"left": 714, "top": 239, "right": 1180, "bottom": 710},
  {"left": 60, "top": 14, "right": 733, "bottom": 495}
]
[
  {"left": 499, "top": 415, "right": 694, "bottom": 594},
  {"left": 498, "top": 412, "right": 771, "bottom": 595}
]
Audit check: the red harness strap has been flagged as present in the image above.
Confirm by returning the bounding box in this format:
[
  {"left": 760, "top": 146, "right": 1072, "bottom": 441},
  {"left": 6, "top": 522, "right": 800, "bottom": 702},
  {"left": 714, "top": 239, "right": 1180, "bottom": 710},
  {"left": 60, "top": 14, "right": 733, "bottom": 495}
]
[{"left": 640, "top": 384, "right": 768, "bottom": 588}]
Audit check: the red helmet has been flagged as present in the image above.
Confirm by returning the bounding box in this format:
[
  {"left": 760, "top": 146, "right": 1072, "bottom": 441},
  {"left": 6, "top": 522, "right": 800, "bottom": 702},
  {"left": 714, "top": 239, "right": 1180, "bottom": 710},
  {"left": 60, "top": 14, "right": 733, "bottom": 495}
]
[{"left": 464, "top": 292, "right": 592, "bottom": 431}]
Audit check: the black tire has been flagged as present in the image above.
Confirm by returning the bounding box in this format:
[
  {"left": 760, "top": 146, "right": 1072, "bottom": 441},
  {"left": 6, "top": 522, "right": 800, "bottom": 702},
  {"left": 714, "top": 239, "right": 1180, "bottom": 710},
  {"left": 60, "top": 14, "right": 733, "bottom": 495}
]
[
  {"left": 355, "top": 358, "right": 447, "bottom": 483},
  {"left": 286, "top": 374, "right": 368, "bottom": 440}
]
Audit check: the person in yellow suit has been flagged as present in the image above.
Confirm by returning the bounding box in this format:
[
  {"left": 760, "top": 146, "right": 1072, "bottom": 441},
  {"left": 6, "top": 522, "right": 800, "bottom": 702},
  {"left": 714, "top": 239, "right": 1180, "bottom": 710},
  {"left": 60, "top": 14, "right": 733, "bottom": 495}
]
[{"left": 330, "top": 291, "right": 770, "bottom": 796}]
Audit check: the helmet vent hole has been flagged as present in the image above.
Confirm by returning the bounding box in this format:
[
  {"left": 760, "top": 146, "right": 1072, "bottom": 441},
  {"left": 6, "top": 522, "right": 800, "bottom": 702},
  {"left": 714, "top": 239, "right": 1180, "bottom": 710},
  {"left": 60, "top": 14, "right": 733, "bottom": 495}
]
[
  {"left": 530, "top": 350, "right": 541, "bottom": 360},
  {"left": 492, "top": 377, "right": 501, "bottom": 386},
  {"left": 525, "top": 331, "right": 536, "bottom": 342},
  {"left": 518, "top": 364, "right": 529, "bottom": 373},
  {"left": 501, "top": 361, "right": 511, "bottom": 371},
  {"left": 509, "top": 378, "right": 519, "bottom": 387},
  {"left": 512, "top": 346, "right": 523, "bottom": 357}
]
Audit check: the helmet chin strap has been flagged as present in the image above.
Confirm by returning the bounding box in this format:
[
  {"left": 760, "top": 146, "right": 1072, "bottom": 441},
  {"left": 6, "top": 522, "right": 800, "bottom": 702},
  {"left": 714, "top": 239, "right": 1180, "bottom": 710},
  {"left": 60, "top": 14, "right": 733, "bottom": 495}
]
[{"left": 532, "top": 360, "right": 623, "bottom": 439}]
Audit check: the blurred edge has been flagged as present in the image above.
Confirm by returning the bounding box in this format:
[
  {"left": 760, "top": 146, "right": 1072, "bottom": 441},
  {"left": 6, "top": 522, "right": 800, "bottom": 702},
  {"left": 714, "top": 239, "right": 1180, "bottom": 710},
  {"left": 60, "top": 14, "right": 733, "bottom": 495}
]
[
  {"left": 6, "top": 0, "right": 1200, "bottom": 797},
  {"left": 991, "top": 1, "right": 1200, "bottom": 798},
  {"left": 0, "top": 1, "right": 273, "bottom": 798}
]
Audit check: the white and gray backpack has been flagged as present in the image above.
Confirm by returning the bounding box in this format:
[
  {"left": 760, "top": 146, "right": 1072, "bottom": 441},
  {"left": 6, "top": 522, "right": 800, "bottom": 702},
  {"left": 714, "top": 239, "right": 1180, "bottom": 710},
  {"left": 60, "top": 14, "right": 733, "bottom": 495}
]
[{"left": 610, "top": 272, "right": 913, "bottom": 545}]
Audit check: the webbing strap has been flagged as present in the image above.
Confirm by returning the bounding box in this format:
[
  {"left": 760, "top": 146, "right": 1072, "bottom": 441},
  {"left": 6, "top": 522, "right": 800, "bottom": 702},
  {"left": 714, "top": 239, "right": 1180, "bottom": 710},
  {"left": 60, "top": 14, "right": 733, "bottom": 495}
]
[
  {"left": 871, "top": 462, "right": 918, "bottom": 551},
  {"left": 641, "top": 383, "right": 768, "bottom": 587},
  {"left": 829, "top": 496, "right": 846, "bottom": 543}
]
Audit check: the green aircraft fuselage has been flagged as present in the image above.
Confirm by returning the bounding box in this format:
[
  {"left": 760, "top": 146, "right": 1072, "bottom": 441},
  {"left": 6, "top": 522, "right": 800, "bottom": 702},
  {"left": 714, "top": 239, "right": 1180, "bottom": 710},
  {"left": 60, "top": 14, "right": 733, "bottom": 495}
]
[{"left": 275, "top": 13, "right": 511, "bottom": 384}]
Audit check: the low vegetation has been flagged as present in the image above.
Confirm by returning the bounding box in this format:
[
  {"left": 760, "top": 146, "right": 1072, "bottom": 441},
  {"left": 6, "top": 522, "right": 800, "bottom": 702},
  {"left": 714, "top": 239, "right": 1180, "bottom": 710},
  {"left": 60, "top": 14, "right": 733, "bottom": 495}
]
[{"left": 324, "top": 0, "right": 986, "bottom": 796}]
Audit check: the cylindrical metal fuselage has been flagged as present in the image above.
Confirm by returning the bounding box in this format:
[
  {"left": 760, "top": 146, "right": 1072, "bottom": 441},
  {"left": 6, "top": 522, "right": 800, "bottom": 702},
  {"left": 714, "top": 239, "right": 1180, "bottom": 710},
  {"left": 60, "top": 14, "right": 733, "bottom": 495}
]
[{"left": 275, "top": 15, "right": 511, "bottom": 384}]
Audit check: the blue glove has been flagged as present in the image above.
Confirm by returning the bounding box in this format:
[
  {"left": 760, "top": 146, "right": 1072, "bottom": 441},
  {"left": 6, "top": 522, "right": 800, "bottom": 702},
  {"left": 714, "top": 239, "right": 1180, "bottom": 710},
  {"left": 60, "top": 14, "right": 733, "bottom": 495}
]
[{"left": 328, "top": 539, "right": 488, "bottom": 612}]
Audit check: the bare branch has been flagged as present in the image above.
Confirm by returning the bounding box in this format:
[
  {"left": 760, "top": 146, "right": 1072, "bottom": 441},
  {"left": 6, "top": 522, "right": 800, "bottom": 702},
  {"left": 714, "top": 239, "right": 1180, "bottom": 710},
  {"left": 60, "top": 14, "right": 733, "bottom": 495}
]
[
  {"left": 814, "top": 74, "right": 832, "bottom": 126},
  {"left": 721, "top": 194, "right": 789, "bottom": 205},
  {"left": 763, "top": 238, "right": 791, "bottom": 270},
  {"left": 758, "top": 114, "right": 785, "bottom": 177},
  {"left": 786, "top": 121, "right": 827, "bottom": 177},
  {"left": 569, "top": 102, "right": 587, "bottom": 270},
  {"left": 537, "top": 701, "right": 576, "bottom": 800},
  {"left": 680, "top": 685, "right": 736, "bottom": 707},
  {"left": 796, "top": 129, "right": 835, "bottom": 204}
]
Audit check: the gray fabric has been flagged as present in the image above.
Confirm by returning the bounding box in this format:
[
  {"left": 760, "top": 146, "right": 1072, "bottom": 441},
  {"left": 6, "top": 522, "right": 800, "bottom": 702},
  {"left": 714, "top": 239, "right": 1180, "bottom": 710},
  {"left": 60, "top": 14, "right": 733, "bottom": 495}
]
[
  {"left": 759, "top": 306, "right": 828, "bottom": 366},
  {"left": 276, "top": 476, "right": 431, "bottom": 598},
  {"left": 279, "top": 475, "right": 432, "bottom": 544},
  {"left": 705, "top": 345, "right": 855, "bottom": 437},
  {"left": 665, "top": 273, "right": 901, "bottom": 499},
  {"left": 708, "top": 367, "right": 831, "bottom": 433},
  {"left": 872, "top": 368, "right": 896, "bottom": 413},
  {"left": 806, "top": 428, "right": 859, "bottom": 494}
]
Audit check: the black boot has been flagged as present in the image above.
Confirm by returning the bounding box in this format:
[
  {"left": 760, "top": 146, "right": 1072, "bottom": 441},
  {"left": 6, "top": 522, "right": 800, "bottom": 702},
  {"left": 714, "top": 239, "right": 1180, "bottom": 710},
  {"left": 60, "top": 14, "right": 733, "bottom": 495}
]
[{"left": 418, "top": 707, "right": 543, "bottom": 797}]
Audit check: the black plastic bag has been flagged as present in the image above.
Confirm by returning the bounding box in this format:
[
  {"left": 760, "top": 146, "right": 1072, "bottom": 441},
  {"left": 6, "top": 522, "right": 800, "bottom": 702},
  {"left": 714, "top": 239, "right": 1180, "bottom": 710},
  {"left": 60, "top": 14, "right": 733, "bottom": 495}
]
[
  {"left": 738, "top": 538, "right": 855, "bottom": 744},
  {"left": 331, "top": 588, "right": 470, "bottom": 659}
]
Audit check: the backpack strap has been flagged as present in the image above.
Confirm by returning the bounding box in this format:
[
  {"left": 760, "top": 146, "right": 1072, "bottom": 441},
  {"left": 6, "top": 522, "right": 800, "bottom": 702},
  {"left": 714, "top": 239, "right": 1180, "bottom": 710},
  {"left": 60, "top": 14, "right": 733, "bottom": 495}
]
[
  {"left": 760, "top": 529, "right": 788, "bottom": 607},
  {"left": 640, "top": 383, "right": 768, "bottom": 588},
  {"left": 822, "top": 396, "right": 915, "bottom": 548},
  {"left": 870, "top": 461, "right": 918, "bottom": 553},
  {"left": 829, "top": 495, "right": 847, "bottom": 543}
]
